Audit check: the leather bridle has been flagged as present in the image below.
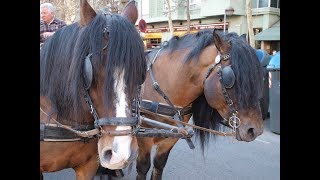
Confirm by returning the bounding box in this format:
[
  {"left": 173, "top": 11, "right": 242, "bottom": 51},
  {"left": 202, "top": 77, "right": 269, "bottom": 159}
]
[
  {"left": 144, "top": 46, "right": 241, "bottom": 135},
  {"left": 40, "top": 13, "right": 142, "bottom": 141},
  {"left": 205, "top": 51, "right": 241, "bottom": 132}
]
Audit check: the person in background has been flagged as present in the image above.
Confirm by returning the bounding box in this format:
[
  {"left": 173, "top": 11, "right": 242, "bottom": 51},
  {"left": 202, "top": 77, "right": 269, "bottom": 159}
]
[
  {"left": 272, "top": 50, "right": 277, "bottom": 56},
  {"left": 40, "top": 2, "right": 66, "bottom": 44}
]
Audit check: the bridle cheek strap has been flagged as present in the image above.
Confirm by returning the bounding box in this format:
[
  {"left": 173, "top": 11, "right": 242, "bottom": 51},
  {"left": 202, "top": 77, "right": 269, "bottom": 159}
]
[{"left": 204, "top": 52, "right": 241, "bottom": 132}]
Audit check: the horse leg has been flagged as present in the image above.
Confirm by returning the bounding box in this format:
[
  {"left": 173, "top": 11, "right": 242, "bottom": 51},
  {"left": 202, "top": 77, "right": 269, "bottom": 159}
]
[
  {"left": 40, "top": 172, "right": 43, "bottom": 180},
  {"left": 136, "top": 138, "right": 153, "bottom": 180},
  {"left": 74, "top": 157, "right": 99, "bottom": 180},
  {"left": 151, "top": 139, "right": 178, "bottom": 180}
]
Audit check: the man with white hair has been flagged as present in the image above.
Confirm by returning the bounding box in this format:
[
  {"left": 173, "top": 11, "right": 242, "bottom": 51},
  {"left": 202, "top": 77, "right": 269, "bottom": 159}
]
[{"left": 40, "top": 2, "right": 66, "bottom": 44}]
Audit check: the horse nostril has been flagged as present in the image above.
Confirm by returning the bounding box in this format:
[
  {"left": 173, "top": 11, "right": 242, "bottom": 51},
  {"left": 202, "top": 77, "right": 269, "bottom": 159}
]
[
  {"left": 103, "top": 150, "right": 112, "bottom": 161},
  {"left": 247, "top": 127, "right": 255, "bottom": 139}
]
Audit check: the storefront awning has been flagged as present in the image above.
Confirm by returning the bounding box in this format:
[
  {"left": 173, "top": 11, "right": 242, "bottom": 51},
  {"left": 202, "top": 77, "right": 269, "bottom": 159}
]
[
  {"left": 255, "top": 21, "right": 280, "bottom": 41},
  {"left": 144, "top": 31, "right": 198, "bottom": 39},
  {"left": 144, "top": 33, "right": 162, "bottom": 39},
  {"left": 173, "top": 31, "right": 197, "bottom": 37}
]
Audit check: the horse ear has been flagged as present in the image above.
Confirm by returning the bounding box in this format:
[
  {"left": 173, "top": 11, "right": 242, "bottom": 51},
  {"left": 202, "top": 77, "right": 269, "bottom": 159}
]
[
  {"left": 79, "top": 0, "right": 97, "bottom": 27},
  {"left": 240, "top": 34, "right": 247, "bottom": 41},
  {"left": 213, "top": 29, "right": 230, "bottom": 53},
  {"left": 121, "top": 0, "right": 138, "bottom": 25}
]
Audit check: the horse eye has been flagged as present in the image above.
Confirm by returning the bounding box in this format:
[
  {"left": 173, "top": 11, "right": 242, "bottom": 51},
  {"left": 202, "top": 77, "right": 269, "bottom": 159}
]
[{"left": 221, "top": 65, "right": 235, "bottom": 88}]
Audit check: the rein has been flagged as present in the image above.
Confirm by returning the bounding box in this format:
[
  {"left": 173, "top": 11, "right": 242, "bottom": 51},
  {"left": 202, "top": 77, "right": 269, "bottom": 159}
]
[
  {"left": 140, "top": 108, "right": 234, "bottom": 137},
  {"left": 40, "top": 107, "right": 100, "bottom": 138}
]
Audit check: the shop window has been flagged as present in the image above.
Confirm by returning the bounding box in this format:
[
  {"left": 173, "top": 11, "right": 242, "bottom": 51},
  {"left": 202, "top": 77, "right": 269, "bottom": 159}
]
[
  {"left": 255, "top": 0, "right": 280, "bottom": 8},
  {"left": 146, "top": 38, "right": 161, "bottom": 49},
  {"left": 258, "top": 0, "right": 268, "bottom": 8}
]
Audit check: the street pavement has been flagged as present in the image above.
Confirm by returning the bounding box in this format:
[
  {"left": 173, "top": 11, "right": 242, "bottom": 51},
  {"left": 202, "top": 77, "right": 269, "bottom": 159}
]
[{"left": 43, "top": 118, "right": 280, "bottom": 180}]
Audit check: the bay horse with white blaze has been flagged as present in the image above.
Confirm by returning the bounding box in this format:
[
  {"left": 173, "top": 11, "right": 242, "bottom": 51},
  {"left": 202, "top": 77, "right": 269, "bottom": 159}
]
[
  {"left": 40, "top": 0, "right": 146, "bottom": 179},
  {"left": 136, "top": 29, "right": 264, "bottom": 180}
]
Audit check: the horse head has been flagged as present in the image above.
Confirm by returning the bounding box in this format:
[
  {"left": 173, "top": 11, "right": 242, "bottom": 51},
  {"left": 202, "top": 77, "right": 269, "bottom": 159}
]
[
  {"left": 80, "top": 0, "right": 146, "bottom": 169},
  {"left": 203, "top": 30, "right": 264, "bottom": 142}
]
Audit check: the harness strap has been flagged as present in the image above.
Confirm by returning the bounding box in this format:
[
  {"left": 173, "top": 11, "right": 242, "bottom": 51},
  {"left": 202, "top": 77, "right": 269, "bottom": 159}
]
[
  {"left": 95, "top": 117, "right": 138, "bottom": 126},
  {"left": 138, "top": 99, "right": 192, "bottom": 117},
  {"left": 148, "top": 49, "right": 180, "bottom": 115},
  {"left": 84, "top": 90, "right": 100, "bottom": 122},
  {"left": 140, "top": 108, "right": 234, "bottom": 137},
  {"left": 173, "top": 113, "right": 195, "bottom": 149},
  {"left": 40, "top": 123, "right": 98, "bottom": 142},
  {"left": 149, "top": 71, "right": 178, "bottom": 114},
  {"left": 40, "top": 107, "right": 100, "bottom": 138},
  {"left": 147, "top": 48, "right": 196, "bottom": 148}
]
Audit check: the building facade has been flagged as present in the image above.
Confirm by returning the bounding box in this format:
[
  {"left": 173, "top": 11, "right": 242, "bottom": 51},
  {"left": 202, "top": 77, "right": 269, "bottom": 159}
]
[{"left": 136, "top": 0, "right": 280, "bottom": 53}]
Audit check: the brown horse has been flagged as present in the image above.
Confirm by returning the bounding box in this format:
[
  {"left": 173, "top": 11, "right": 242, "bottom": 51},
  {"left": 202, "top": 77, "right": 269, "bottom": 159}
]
[
  {"left": 40, "top": 0, "right": 146, "bottom": 179},
  {"left": 136, "top": 30, "right": 264, "bottom": 180}
]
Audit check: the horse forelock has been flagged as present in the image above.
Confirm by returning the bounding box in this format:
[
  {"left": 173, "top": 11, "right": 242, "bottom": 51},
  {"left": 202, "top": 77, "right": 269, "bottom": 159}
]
[
  {"left": 224, "top": 33, "right": 263, "bottom": 109},
  {"left": 104, "top": 14, "right": 147, "bottom": 111}
]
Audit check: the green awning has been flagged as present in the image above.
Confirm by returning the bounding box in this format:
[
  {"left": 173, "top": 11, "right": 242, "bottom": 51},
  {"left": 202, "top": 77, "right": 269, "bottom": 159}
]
[{"left": 255, "top": 21, "right": 280, "bottom": 41}]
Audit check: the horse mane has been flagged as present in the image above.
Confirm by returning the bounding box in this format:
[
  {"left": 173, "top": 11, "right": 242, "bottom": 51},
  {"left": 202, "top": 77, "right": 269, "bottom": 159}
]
[
  {"left": 162, "top": 29, "right": 215, "bottom": 60},
  {"left": 40, "top": 13, "right": 146, "bottom": 122},
  {"left": 162, "top": 30, "right": 263, "bottom": 151},
  {"left": 191, "top": 95, "right": 223, "bottom": 153}
]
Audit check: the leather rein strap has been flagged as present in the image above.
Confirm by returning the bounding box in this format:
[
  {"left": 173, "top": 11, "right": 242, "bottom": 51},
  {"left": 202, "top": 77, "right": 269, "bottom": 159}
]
[
  {"left": 40, "top": 107, "right": 100, "bottom": 139},
  {"left": 138, "top": 99, "right": 192, "bottom": 117},
  {"left": 140, "top": 108, "right": 234, "bottom": 137}
]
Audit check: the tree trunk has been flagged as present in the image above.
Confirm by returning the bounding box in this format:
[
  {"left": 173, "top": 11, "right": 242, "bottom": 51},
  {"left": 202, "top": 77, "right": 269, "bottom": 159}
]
[
  {"left": 186, "top": 0, "right": 190, "bottom": 34},
  {"left": 165, "top": 0, "right": 174, "bottom": 37},
  {"left": 246, "top": 0, "right": 255, "bottom": 48}
]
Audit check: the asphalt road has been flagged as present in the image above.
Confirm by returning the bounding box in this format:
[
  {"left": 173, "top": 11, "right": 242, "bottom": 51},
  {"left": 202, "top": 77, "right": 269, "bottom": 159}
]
[{"left": 43, "top": 118, "right": 280, "bottom": 180}]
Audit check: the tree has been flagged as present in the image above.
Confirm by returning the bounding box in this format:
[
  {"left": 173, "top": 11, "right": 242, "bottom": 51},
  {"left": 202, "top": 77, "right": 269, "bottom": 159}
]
[
  {"left": 40, "top": 0, "right": 127, "bottom": 24},
  {"left": 246, "top": 0, "right": 255, "bottom": 48},
  {"left": 165, "top": 0, "right": 174, "bottom": 37},
  {"left": 186, "top": 0, "right": 190, "bottom": 34}
]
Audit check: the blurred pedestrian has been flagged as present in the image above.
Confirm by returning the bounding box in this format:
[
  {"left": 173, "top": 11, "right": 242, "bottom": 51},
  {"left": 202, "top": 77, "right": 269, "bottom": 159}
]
[{"left": 272, "top": 50, "right": 277, "bottom": 56}]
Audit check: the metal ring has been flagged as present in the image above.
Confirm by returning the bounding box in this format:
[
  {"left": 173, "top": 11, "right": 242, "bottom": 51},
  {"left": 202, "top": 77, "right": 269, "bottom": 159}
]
[{"left": 228, "top": 115, "right": 241, "bottom": 129}]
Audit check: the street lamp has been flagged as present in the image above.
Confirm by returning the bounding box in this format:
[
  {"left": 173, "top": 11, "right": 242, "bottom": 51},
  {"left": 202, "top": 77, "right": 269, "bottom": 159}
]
[{"left": 223, "top": 6, "right": 234, "bottom": 34}]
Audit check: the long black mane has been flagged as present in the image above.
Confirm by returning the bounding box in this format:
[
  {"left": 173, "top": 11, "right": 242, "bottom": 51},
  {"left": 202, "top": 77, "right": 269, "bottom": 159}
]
[
  {"left": 40, "top": 13, "right": 146, "bottom": 123},
  {"left": 160, "top": 30, "right": 263, "bottom": 151}
]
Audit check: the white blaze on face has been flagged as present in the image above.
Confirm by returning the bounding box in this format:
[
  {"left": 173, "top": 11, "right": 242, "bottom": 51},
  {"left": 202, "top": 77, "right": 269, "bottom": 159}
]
[{"left": 110, "top": 68, "right": 132, "bottom": 165}]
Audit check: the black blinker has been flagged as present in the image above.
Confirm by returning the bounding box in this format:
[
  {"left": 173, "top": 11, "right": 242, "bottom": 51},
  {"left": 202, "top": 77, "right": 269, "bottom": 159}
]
[
  {"left": 221, "top": 65, "right": 235, "bottom": 88},
  {"left": 83, "top": 54, "right": 93, "bottom": 90}
]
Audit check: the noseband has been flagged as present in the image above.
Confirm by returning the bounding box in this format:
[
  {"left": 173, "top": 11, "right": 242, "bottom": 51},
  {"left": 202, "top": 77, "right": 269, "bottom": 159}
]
[{"left": 205, "top": 51, "right": 241, "bottom": 132}]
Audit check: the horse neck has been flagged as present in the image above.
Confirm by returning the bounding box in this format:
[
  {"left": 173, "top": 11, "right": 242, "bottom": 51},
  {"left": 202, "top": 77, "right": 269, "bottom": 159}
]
[{"left": 142, "top": 46, "right": 216, "bottom": 107}]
